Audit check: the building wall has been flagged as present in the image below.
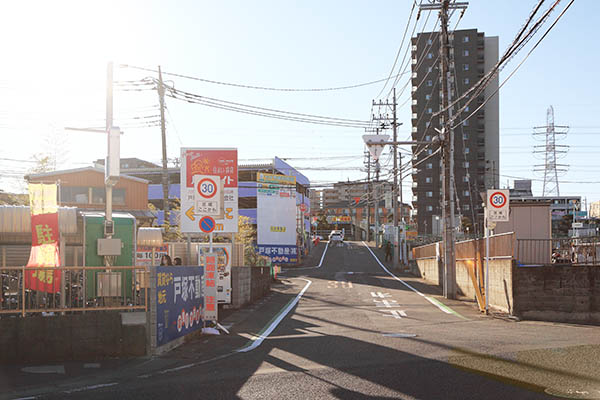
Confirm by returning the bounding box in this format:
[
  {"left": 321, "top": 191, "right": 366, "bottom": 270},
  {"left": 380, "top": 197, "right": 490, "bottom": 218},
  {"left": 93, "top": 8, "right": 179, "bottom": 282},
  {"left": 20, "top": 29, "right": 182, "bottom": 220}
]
[
  {"left": 28, "top": 170, "right": 148, "bottom": 210},
  {"left": 411, "top": 29, "right": 498, "bottom": 234}
]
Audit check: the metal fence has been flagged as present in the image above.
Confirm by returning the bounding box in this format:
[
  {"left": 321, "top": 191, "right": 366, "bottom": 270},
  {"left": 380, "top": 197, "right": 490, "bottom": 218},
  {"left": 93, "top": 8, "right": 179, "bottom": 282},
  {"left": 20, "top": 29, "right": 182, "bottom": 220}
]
[
  {"left": 515, "top": 237, "right": 600, "bottom": 266},
  {"left": 0, "top": 266, "right": 148, "bottom": 317}
]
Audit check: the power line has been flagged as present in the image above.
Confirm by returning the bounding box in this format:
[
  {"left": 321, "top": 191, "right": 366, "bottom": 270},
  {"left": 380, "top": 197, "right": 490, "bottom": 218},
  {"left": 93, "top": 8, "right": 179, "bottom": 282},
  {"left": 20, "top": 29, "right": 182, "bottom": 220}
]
[{"left": 120, "top": 64, "right": 409, "bottom": 93}]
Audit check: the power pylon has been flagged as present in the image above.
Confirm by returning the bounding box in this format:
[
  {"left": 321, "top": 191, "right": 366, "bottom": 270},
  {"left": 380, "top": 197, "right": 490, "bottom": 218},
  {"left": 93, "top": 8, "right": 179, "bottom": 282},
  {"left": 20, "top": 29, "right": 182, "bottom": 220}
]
[{"left": 533, "top": 106, "right": 569, "bottom": 196}]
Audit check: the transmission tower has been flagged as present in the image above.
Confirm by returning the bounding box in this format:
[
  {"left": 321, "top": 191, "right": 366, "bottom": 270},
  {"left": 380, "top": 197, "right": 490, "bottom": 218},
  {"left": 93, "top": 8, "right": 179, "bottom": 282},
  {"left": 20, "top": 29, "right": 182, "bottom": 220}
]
[{"left": 533, "top": 106, "right": 569, "bottom": 196}]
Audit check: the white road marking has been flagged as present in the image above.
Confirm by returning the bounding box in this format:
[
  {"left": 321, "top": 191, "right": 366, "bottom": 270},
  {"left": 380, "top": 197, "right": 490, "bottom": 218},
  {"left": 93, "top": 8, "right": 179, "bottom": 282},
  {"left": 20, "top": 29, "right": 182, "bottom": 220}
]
[
  {"left": 374, "top": 299, "right": 398, "bottom": 308},
  {"left": 282, "top": 243, "right": 329, "bottom": 271},
  {"left": 381, "top": 310, "right": 408, "bottom": 318},
  {"left": 21, "top": 365, "right": 65, "bottom": 374},
  {"left": 237, "top": 278, "right": 312, "bottom": 353},
  {"left": 63, "top": 382, "right": 118, "bottom": 394},
  {"left": 370, "top": 291, "right": 391, "bottom": 298},
  {"left": 383, "top": 333, "right": 417, "bottom": 338},
  {"left": 361, "top": 241, "right": 460, "bottom": 316}
]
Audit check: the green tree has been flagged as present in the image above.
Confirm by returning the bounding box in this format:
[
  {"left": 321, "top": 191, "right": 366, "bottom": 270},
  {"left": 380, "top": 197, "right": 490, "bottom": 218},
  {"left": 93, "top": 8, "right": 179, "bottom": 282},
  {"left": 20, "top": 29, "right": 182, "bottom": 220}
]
[{"left": 235, "top": 215, "right": 261, "bottom": 266}]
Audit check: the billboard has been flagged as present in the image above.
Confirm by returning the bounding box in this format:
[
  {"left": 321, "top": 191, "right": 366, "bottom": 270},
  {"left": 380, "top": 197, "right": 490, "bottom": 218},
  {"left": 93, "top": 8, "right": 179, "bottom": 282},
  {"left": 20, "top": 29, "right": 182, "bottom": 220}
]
[
  {"left": 257, "top": 179, "right": 296, "bottom": 246},
  {"left": 156, "top": 266, "right": 204, "bottom": 347},
  {"left": 197, "top": 243, "right": 232, "bottom": 304},
  {"left": 136, "top": 245, "right": 168, "bottom": 267},
  {"left": 180, "top": 148, "right": 238, "bottom": 233}
]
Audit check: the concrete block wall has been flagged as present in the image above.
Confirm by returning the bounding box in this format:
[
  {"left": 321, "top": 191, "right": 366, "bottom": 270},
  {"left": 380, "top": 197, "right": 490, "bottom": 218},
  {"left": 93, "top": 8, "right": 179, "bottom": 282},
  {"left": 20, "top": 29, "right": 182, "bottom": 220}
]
[
  {"left": 455, "top": 260, "right": 478, "bottom": 301},
  {"left": 250, "top": 267, "right": 271, "bottom": 302},
  {"left": 513, "top": 266, "right": 600, "bottom": 324},
  {"left": 230, "top": 266, "right": 251, "bottom": 308},
  {"left": 487, "top": 260, "right": 513, "bottom": 313},
  {"left": 414, "top": 258, "right": 441, "bottom": 285},
  {"left": 0, "top": 312, "right": 146, "bottom": 364}
]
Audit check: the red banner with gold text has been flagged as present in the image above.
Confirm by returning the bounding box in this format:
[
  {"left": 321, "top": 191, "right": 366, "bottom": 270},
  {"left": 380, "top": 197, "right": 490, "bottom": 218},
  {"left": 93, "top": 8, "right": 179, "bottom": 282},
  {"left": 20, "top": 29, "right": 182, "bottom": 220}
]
[{"left": 25, "top": 184, "right": 61, "bottom": 293}]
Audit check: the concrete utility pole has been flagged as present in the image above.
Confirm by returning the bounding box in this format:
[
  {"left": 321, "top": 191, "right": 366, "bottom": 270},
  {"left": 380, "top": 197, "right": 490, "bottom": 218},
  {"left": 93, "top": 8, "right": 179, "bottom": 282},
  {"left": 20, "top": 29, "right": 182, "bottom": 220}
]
[
  {"left": 399, "top": 152, "right": 404, "bottom": 265},
  {"left": 391, "top": 88, "right": 399, "bottom": 269},
  {"left": 419, "top": 0, "right": 468, "bottom": 299},
  {"left": 157, "top": 66, "right": 170, "bottom": 231},
  {"left": 366, "top": 150, "right": 371, "bottom": 242}
]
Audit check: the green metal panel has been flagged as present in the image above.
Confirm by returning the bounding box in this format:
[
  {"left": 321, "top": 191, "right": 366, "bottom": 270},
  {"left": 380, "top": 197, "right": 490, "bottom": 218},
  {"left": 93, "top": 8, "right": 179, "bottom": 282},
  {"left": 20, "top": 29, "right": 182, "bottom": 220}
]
[{"left": 84, "top": 214, "right": 135, "bottom": 300}]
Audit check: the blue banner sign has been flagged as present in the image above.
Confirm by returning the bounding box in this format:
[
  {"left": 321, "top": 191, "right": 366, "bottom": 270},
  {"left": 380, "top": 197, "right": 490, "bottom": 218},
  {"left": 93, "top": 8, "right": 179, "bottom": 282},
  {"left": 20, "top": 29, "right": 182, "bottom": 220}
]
[
  {"left": 257, "top": 245, "right": 298, "bottom": 264},
  {"left": 156, "top": 266, "right": 204, "bottom": 347}
]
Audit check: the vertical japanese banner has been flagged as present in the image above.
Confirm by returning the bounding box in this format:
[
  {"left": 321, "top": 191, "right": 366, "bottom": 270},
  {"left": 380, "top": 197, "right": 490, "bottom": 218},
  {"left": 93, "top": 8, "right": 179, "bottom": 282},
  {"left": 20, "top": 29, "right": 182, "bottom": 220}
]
[
  {"left": 156, "top": 266, "right": 204, "bottom": 346},
  {"left": 25, "top": 184, "right": 61, "bottom": 293},
  {"left": 202, "top": 253, "right": 218, "bottom": 321}
]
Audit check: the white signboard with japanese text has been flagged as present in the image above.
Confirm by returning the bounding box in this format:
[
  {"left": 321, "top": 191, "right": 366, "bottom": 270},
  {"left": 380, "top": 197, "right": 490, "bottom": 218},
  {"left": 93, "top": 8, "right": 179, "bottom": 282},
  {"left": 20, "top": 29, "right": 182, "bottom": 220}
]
[
  {"left": 180, "top": 148, "right": 238, "bottom": 233},
  {"left": 197, "top": 243, "right": 231, "bottom": 304},
  {"left": 486, "top": 189, "right": 510, "bottom": 222},
  {"left": 257, "top": 175, "right": 296, "bottom": 246},
  {"left": 192, "top": 175, "right": 223, "bottom": 218}
]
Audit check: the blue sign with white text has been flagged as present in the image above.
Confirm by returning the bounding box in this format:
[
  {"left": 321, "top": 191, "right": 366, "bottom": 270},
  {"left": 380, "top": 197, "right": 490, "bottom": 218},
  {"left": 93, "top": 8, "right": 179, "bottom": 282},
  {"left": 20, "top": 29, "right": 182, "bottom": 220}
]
[
  {"left": 257, "top": 245, "right": 298, "bottom": 264},
  {"left": 156, "top": 266, "right": 204, "bottom": 347}
]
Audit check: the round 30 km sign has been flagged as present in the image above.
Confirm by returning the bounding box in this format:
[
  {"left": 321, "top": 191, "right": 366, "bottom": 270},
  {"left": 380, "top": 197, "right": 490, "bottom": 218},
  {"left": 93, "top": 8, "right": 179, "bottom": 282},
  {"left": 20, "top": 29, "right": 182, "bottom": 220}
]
[
  {"left": 197, "top": 178, "right": 217, "bottom": 199},
  {"left": 489, "top": 191, "right": 507, "bottom": 209}
]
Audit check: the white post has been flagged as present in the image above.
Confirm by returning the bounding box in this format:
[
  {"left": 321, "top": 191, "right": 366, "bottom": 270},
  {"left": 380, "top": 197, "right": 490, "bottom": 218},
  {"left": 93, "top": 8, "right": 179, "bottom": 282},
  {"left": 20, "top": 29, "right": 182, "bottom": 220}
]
[
  {"left": 209, "top": 232, "right": 213, "bottom": 253},
  {"left": 485, "top": 214, "right": 490, "bottom": 314}
]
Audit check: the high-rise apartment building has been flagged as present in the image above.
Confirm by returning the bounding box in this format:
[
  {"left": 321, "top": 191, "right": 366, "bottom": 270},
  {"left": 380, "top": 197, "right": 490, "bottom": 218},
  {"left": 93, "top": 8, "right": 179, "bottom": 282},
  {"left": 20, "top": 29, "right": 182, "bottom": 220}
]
[{"left": 411, "top": 29, "right": 499, "bottom": 235}]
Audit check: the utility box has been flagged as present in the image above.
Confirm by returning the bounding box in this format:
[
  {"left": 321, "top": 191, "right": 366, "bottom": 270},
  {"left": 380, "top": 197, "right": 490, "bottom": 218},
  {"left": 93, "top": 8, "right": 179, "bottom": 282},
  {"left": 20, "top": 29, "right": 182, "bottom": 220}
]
[
  {"left": 97, "top": 238, "right": 122, "bottom": 256},
  {"left": 105, "top": 127, "right": 121, "bottom": 185},
  {"left": 83, "top": 212, "right": 135, "bottom": 300}
]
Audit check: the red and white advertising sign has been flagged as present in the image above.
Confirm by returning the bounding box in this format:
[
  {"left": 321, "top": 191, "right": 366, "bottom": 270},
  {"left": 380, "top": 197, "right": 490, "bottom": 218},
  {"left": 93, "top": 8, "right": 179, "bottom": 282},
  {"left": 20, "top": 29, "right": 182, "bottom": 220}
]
[
  {"left": 181, "top": 148, "right": 238, "bottom": 233},
  {"left": 202, "top": 253, "right": 218, "bottom": 321}
]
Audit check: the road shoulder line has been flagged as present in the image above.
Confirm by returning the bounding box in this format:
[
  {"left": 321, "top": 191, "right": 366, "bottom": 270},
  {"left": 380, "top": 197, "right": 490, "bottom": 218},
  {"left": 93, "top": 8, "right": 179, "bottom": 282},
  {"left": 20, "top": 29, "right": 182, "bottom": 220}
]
[{"left": 361, "top": 241, "right": 465, "bottom": 318}]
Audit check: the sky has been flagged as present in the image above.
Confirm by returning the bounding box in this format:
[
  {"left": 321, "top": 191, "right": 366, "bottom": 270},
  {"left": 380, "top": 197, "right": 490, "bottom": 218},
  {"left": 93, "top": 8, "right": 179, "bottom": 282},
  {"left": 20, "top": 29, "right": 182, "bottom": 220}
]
[{"left": 1, "top": 0, "right": 599, "bottom": 208}]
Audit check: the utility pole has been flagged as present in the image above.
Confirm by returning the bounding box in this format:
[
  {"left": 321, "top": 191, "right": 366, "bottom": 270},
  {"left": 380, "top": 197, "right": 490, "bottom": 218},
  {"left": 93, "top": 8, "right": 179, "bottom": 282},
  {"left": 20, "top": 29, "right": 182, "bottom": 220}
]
[
  {"left": 366, "top": 150, "right": 371, "bottom": 242},
  {"left": 392, "top": 88, "right": 399, "bottom": 270},
  {"left": 399, "top": 152, "right": 404, "bottom": 265},
  {"left": 157, "top": 66, "right": 170, "bottom": 232},
  {"left": 419, "top": 0, "right": 468, "bottom": 299}
]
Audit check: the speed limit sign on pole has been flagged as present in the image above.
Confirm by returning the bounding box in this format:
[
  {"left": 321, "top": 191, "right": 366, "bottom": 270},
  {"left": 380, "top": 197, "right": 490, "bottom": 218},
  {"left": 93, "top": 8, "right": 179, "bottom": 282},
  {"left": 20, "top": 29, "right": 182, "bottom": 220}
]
[
  {"left": 193, "top": 175, "right": 224, "bottom": 219},
  {"left": 486, "top": 189, "right": 510, "bottom": 222}
]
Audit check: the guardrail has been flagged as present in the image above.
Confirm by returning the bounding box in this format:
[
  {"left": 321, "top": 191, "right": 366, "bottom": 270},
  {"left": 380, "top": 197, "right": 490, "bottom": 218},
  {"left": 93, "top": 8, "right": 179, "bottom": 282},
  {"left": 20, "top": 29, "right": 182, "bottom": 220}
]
[{"left": 0, "top": 266, "right": 148, "bottom": 317}]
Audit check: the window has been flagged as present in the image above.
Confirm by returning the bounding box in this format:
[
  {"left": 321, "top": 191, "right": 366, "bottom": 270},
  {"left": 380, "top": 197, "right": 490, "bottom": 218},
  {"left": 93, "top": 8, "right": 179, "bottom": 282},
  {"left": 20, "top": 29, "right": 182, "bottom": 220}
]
[
  {"left": 463, "top": 133, "right": 468, "bottom": 140},
  {"left": 427, "top": 39, "right": 433, "bottom": 45},
  {"left": 426, "top": 80, "right": 433, "bottom": 87},
  {"left": 464, "top": 190, "right": 470, "bottom": 197},
  {"left": 113, "top": 188, "right": 126, "bottom": 205},
  {"left": 463, "top": 205, "right": 470, "bottom": 211},
  {"left": 427, "top": 52, "right": 433, "bottom": 59},
  {"left": 465, "top": 105, "right": 470, "bottom": 112},
  {"left": 463, "top": 120, "right": 469, "bottom": 126},
  {"left": 463, "top": 36, "right": 469, "bottom": 43},
  {"left": 426, "top": 107, "right": 433, "bottom": 114},
  {"left": 412, "top": 72, "right": 417, "bottom": 78},
  {"left": 92, "top": 187, "right": 105, "bottom": 204},
  {"left": 463, "top": 176, "right": 469, "bottom": 183},
  {"left": 427, "top": 149, "right": 433, "bottom": 155},
  {"left": 465, "top": 148, "right": 470, "bottom": 154},
  {"left": 426, "top": 191, "right": 433, "bottom": 198},
  {"left": 427, "top": 66, "right": 433, "bottom": 73},
  {"left": 412, "top": 126, "right": 418, "bottom": 132},
  {"left": 463, "top": 64, "right": 469, "bottom": 71},
  {"left": 464, "top": 77, "right": 470, "bottom": 84},
  {"left": 61, "top": 186, "right": 88, "bottom": 204},
  {"left": 463, "top": 161, "right": 470, "bottom": 168},
  {"left": 425, "top": 122, "right": 431, "bottom": 128},
  {"left": 425, "top": 94, "right": 431, "bottom": 100},
  {"left": 426, "top": 163, "right": 433, "bottom": 169},
  {"left": 425, "top": 135, "right": 431, "bottom": 141},
  {"left": 463, "top": 49, "right": 469, "bottom": 56},
  {"left": 427, "top": 205, "right": 433, "bottom": 211},
  {"left": 425, "top": 177, "right": 432, "bottom": 183}
]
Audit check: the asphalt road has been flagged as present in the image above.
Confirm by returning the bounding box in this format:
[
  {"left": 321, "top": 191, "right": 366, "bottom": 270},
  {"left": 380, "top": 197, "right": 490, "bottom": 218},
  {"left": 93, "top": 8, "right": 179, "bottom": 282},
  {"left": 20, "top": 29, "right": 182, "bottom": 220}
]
[{"left": 4, "top": 241, "right": 600, "bottom": 399}]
